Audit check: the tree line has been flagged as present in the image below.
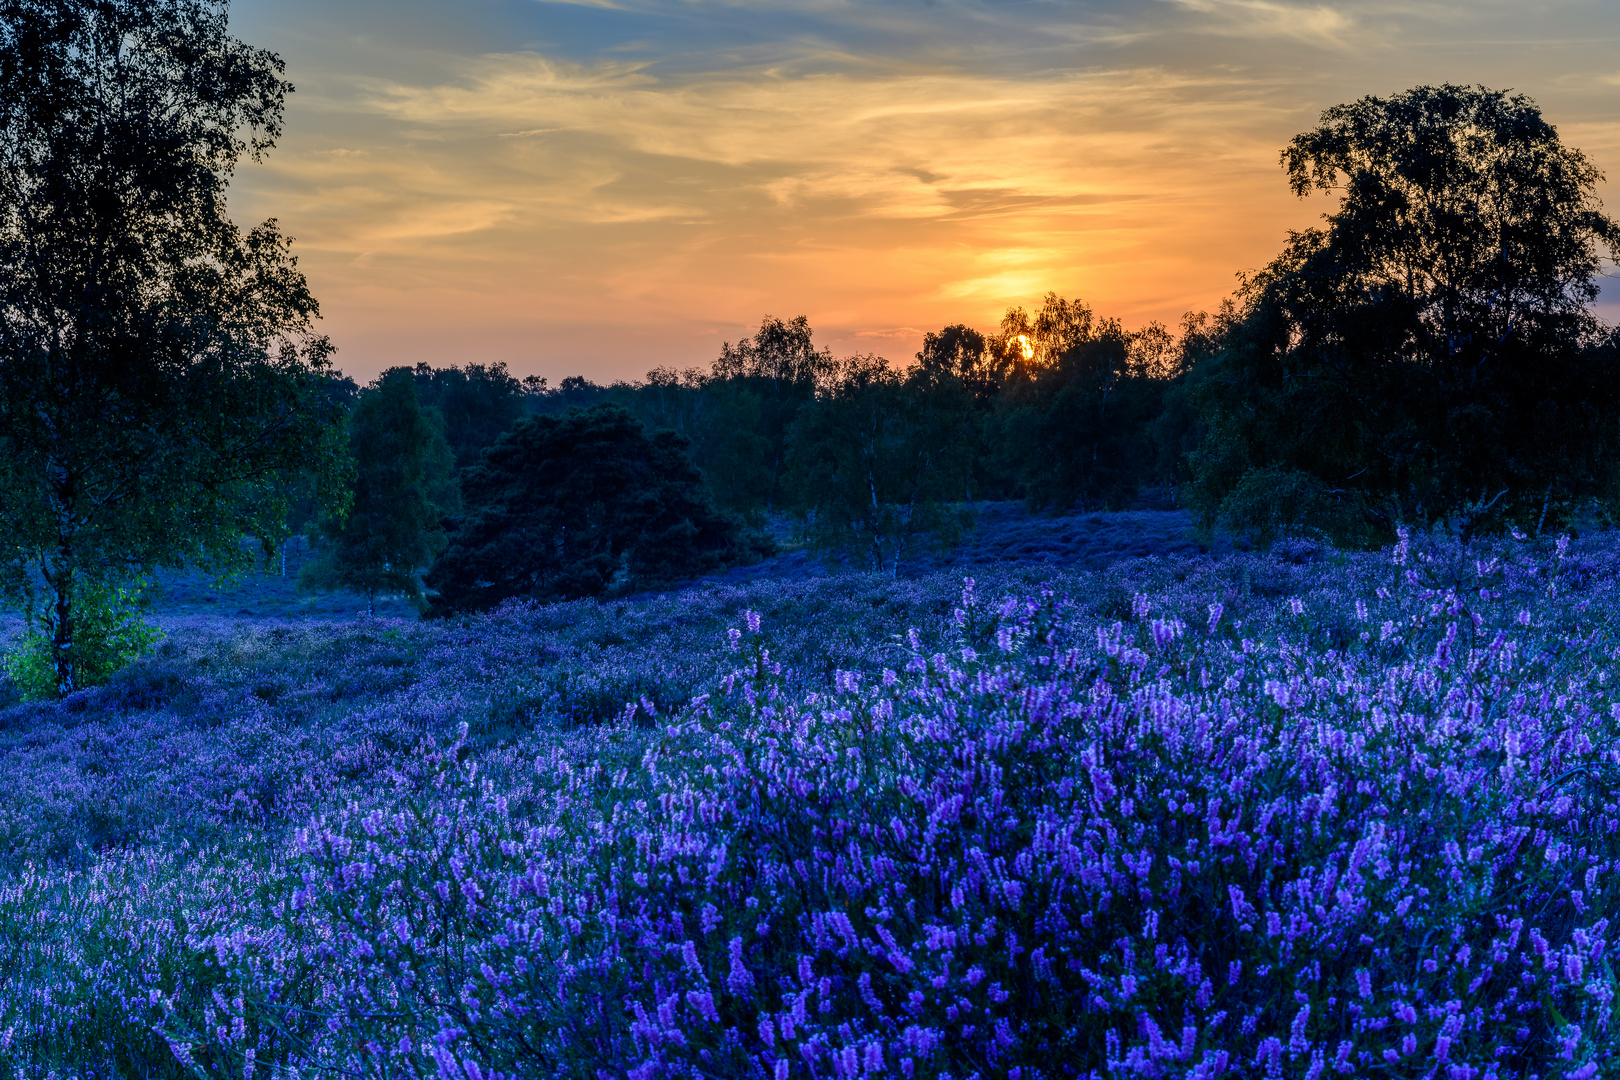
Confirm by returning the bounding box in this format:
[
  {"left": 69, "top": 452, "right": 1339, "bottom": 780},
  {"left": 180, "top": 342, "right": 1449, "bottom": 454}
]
[
  {"left": 300, "top": 298, "right": 1211, "bottom": 615},
  {"left": 2, "top": 0, "right": 1616, "bottom": 695},
  {"left": 326, "top": 76, "right": 1620, "bottom": 619}
]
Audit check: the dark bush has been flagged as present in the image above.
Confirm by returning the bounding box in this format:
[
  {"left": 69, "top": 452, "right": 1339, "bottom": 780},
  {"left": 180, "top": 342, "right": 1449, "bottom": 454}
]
[{"left": 425, "top": 405, "right": 770, "bottom": 613}]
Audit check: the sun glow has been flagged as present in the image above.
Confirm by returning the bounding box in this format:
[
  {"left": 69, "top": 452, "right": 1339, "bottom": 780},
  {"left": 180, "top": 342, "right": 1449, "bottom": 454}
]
[
  {"left": 1016, "top": 334, "right": 1035, "bottom": 361},
  {"left": 222, "top": 0, "right": 1620, "bottom": 379}
]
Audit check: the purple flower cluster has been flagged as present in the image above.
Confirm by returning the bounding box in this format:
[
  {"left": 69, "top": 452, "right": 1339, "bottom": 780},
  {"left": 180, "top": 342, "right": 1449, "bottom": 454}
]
[{"left": 6, "top": 528, "right": 1620, "bottom": 1077}]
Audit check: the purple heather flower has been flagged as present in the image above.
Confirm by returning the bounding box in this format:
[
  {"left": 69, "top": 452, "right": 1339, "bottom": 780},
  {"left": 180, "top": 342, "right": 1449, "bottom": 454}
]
[
  {"left": 727, "top": 936, "right": 754, "bottom": 995},
  {"left": 1289, "top": 1004, "right": 1310, "bottom": 1053},
  {"left": 1256, "top": 1036, "right": 1283, "bottom": 1080},
  {"left": 687, "top": 991, "right": 719, "bottom": 1023}
]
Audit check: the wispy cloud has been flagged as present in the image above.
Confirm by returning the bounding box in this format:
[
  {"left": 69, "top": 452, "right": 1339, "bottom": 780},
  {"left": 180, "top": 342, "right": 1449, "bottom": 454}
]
[
  {"left": 226, "top": 0, "right": 1620, "bottom": 379},
  {"left": 1159, "top": 0, "right": 1361, "bottom": 47},
  {"left": 335, "top": 55, "right": 1289, "bottom": 229},
  {"left": 532, "top": 0, "right": 630, "bottom": 9}
]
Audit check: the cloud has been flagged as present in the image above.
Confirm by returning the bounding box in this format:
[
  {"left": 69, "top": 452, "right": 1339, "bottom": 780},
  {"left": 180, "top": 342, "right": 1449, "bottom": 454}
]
[
  {"left": 225, "top": 0, "right": 1620, "bottom": 380},
  {"left": 1159, "top": 0, "right": 1360, "bottom": 47},
  {"left": 331, "top": 54, "right": 1289, "bottom": 230},
  {"left": 228, "top": 47, "right": 1320, "bottom": 377},
  {"left": 855, "top": 326, "right": 925, "bottom": 339}
]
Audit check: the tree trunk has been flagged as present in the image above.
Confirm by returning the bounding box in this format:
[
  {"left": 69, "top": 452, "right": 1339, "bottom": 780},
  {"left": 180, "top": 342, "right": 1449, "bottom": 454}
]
[
  {"left": 43, "top": 417, "right": 80, "bottom": 697},
  {"left": 44, "top": 548, "right": 76, "bottom": 698}
]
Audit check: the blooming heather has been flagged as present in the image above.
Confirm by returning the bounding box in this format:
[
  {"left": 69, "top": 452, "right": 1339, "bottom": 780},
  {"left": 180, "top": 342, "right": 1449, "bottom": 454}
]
[{"left": 3, "top": 529, "right": 1620, "bottom": 1077}]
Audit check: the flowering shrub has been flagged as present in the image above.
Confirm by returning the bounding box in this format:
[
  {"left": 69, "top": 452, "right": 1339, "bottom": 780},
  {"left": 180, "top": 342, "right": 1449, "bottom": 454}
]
[{"left": 5, "top": 529, "right": 1620, "bottom": 1077}]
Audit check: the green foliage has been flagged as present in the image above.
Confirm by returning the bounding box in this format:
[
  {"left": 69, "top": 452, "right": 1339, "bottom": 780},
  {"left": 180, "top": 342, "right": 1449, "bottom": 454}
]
[
  {"left": 709, "top": 315, "right": 836, "bottom": 514},
  {"left": 893, "top": 294, "right": 1202, "bottom": 513},
  {"left": 915, "top": 323, "right": 1005, "bottom": 406},
  {"left": 0, "top": 0, "right": 348, "bottom": 693},
  {"left": 278, "top": 372, "right": 361, "bottom": 538},
  {"left": 553, "top": 306, "right": 1207, "bottom": 547},
  {"left": 786, "top": 354, "right": 976, "bottom": 570},
  {"left": 1190, "top": 84, "right": 1620, "bottom": 543},
  {"left": 615, "top": 367, "right": 776, "bottom": 521},
  {"left": 2, "top": 584, "right": 159, "bottom": 700},
  {"left": 410, "top": 361, "right": 532, "bottom": 470},
  {"left": 992, "top": 299, "right": 1189, "bottom": 511},
  {"left": 529, "top": 373, "right": 613, "bottom": 416},
  {"left": 425, "top": 404, "right": 765, "bottom": 612},
  {"left": 301, "top": 368, "right": 457, "bottom": 612},
  {"left": 687, "top": 379, "right": 776, "bottom": 520},
  {"left": 1207, "top": 464, "right": 1376, "bottom": 548}
]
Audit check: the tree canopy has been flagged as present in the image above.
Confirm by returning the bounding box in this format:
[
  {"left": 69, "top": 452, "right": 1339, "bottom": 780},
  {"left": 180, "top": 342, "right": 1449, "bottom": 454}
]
[
  {"left": 1189, "top": 84, "right": 1620, "bottom": 542},
  {"left": 0, "top": 0, "right": 345, "bottom": 693},
  {"left": 979, "top": 296, "right": 1188, "bottom": 513},
  {"left": 710, "top": 315, "right": 837, "bottom": 513},
  {"left": 410, "top": 361, "right": 532, "bottom": 471},
  {"left": 786, "top": 354, "right": 976, "bottom": 571},
  {"left": 301, "top": 368, "right": 456, "bottom": 613}
]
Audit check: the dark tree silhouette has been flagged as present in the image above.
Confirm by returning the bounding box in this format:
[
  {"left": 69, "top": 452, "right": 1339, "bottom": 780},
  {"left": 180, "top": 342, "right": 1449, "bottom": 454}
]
[
  {"left": 410, "top": 361, "right": 530, "bottom": 470},
  {"left": 915, "top": 324, "right": 1005, "bottom": 406},
  {"left": 1190, "top": 84, "right": 1620, "bottom": 542},
  {"left": 786, "top": 355, "right": 975, "bottom": 571},
  {"left": 1000, "top": 320, "right": 1178, "bottom": 512},
  {"left": 425, "top": 405, "right": 765, "bottom": 612},
  {"left": 709, "top": 315, "right": 836, "bottom": 513}
]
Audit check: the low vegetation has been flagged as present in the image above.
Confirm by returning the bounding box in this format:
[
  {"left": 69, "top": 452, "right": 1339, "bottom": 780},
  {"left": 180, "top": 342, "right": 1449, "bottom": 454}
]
[{"left": 4, "top": 529, "right": 1620, "bottom": 1077}]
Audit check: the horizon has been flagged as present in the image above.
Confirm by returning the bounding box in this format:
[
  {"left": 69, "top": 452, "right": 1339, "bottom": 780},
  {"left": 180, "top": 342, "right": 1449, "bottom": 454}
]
[{"left": 225, "top": 0, "right": 1620, "bottom": 384}]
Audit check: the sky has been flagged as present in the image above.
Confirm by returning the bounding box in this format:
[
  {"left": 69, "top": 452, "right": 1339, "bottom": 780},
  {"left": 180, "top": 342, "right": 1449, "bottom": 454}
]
[{"left": 224, "top": 0, "right": 1620, "bottom": 385}]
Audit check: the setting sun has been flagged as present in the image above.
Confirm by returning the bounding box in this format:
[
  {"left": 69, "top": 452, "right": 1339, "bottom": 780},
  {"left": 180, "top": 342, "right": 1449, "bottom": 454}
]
[{"left": 223, "top": 0, "right": 1620, "bottom": 382}]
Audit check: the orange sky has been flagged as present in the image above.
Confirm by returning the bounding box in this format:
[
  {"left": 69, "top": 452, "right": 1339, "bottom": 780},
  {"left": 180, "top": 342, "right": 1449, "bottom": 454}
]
[{"left": 226, "top": 0, "right": 1620, "bottom": 384}]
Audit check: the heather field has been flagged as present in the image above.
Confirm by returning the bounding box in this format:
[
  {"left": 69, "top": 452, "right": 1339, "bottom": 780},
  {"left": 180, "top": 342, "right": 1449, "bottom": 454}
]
[{"left": 4, "top": 521, "right": 1620, "bottom": 1079}]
